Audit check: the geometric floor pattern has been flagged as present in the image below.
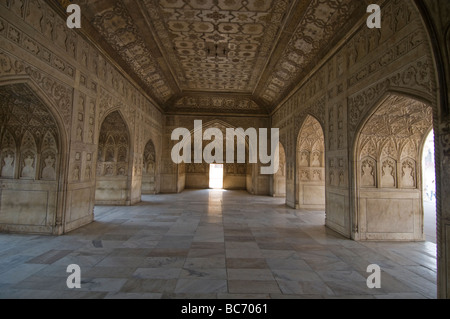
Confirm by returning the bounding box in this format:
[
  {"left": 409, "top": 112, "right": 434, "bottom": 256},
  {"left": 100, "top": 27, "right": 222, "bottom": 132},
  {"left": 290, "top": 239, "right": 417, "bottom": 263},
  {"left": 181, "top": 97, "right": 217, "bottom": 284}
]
[{"left": 0, "top": 190, "right": 437, "bottom": 299}]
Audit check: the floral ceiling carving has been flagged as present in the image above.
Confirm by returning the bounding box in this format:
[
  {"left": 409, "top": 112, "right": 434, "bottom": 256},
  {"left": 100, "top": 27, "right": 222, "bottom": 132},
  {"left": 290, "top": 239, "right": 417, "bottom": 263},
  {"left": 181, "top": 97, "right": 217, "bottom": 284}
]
[
  {"left": 78, "top": 0, "right": 366, "bottom": 114},
  {"left": 359, "top": 95, "right": 433, "bottom": 140}
]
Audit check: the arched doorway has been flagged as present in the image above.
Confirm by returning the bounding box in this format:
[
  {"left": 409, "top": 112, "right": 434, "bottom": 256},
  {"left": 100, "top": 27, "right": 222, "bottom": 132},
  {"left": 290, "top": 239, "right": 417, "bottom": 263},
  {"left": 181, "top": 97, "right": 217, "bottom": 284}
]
[
  {"left": 95, "top": 111, "right": 132, "bottom": 206},
  {"left": 142, "top": 139, "right": 157, "bottom": 195},
  {"left": 354, "top": 94, "right": 433, "bottom": 241},
  {"left": 184, "top": 121, "right": 255, "bottom": 193},
  {"left": 0, "top": 83, "right": 64, "bottom": 234},
  {"left": 272, "top": 142, "right": 286, "bottom": 197},
  {"left": 296, "top": 116, "right": 326, "bottom": 211}
]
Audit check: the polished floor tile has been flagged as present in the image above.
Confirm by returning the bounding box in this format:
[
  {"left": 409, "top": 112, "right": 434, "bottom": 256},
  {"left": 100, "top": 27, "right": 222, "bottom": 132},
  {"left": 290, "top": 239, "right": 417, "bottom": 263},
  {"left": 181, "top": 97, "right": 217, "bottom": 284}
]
[{"left": 0, "top": 190, "right": 437, "bottom": 299}]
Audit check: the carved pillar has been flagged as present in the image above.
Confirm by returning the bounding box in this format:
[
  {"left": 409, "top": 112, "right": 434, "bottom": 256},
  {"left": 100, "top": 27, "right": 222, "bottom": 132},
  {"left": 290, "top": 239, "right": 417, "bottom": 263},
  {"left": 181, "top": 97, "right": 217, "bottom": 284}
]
[{"left": 160, "top": 116, "right": 180, "bottom": 193}]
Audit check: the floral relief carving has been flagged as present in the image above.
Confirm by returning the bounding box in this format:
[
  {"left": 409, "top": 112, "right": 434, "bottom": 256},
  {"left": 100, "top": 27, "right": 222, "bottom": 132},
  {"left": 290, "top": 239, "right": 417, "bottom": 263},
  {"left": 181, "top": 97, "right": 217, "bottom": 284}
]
[
  {"left": 143, "top": 140, "right": 156, "bottom": 176},
  {"left": 297, "top": 115, "right": 326, "bottom": 187},
  {"left": 0, "top": 51, "right": 73, "bottom": 130},
  {"left": 349, "top": 58, "right": 435, "bottom": 131},
  {"left": 381, "top": 158, "right": 396, "bottom": 188},
  {"left": 401, "top": 158, "right": 416, "bottom": 188},
  {"left": 361, "top": 158, "right": 376, "bottom": 187},
  {"left": 97, "top": 111, "right": 130, "bottom": 177},
  {"left": 0, "top": 130, "right": 16, "bottom": 178},
  {"left": 40, "top": 131, "right": 58, "bottom": 181},
  {"left": 0, "top": 83, "right": 60, "bottom": 181}
]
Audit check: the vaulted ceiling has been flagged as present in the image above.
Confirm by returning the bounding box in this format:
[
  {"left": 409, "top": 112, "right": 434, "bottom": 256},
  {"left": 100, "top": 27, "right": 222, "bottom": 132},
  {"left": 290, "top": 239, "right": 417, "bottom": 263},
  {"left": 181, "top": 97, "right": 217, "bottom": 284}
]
[{"left": 76, "top": 0, "right": 367, "bottom": 115}]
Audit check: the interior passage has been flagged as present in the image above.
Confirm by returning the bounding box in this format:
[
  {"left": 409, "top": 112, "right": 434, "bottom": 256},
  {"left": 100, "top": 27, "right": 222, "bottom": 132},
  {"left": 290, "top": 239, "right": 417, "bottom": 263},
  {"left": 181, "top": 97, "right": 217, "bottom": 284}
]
[{"left": 0, "top": 190, "right": 437, "bottom": 299}]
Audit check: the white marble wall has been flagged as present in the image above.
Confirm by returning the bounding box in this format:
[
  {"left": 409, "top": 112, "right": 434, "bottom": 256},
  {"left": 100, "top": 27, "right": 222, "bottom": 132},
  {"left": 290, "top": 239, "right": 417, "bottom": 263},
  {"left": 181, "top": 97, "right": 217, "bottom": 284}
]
[{"left": 0, "top": 0, "right": 163, "bottom": 234}]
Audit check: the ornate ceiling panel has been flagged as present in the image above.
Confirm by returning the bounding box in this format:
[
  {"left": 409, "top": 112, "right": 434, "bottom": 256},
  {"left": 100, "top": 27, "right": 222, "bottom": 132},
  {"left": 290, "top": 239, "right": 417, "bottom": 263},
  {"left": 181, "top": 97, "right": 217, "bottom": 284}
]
[
  {"left": 75, "top": 0, "right": 366, "bottom": 114},
  {"left": 141, "top": 0, "right": 291, "bottom": 94},
  {"left": 78, "top": 0, "right": 178, "bottom": 105},
  {"left": 255, "top": 0, "right": 362, "bottom": 105}
]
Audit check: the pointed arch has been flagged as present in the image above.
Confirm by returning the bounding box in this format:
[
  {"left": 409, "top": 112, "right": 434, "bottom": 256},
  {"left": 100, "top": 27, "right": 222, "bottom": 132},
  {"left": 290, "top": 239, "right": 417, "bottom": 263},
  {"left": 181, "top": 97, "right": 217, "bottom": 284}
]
[
  {"left": 353, "top": 93, "right": 433, "bottom": 241},
  {"left": 296, "top": 115, "right": 326, "bottom": 211},
  {"left": 0, "top": 81, "right": 67, "bottom": 235},
  {"left": 95, "top": 110, "right": 132, "bottom": 205}
]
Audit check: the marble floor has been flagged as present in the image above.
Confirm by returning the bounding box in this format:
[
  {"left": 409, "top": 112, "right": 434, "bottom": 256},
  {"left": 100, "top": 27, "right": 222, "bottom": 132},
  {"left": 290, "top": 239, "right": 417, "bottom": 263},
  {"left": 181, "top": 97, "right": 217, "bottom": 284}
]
[{"left": 0, "top": 190, "right": 437, "bottom": 299}]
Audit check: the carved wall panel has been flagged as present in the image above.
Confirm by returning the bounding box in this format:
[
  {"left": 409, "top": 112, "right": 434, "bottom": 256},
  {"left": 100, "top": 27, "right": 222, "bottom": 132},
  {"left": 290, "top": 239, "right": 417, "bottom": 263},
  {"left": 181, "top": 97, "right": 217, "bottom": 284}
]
[
  {"left": 380, "top": 157, "right": 397, "bottom": 188},
  {"left": 19, "top": 131, "right": 37, "bottom": 179},
  {"left": 95, "top": 110, "right": 133, "bottom": 206},
  {"left": 401, "top": 158, "right": 416, "bottom": 188},
  {"left": 358, "top": 95, "right": 433, "bottom": 189},
  {"left": 40, "top": 131, "right": 57, "bottom": 180},
  {"left": 273, "top": 142, "right": 286, "bottom": 197},
  {"left": 296, "top": 115, "right": 325, "bottom": 210},
  {"left": 348, "top": 57, "right": 435, "bottom": 132},
  {"left": 297, "top": 116, "right": 325, "bottom": 163},
  {"left": 361, "top": 157, "right": 377, "bottom": 188},
  {"left": 0, "top": 81, "right": 61, "bottom": 234},
  {"left": 0, "top": 130, "right": 16, "bottom": 178},
  {"left": 355, "top": 94, "right": 433, "bottom": 241},
  {"left": 97, "top": 111, "right": 130, "bottom": 177},
  {"left": 142, "top": 139, "right": 157, "bottom": 194},
  {"left": 0, "top": 0, "right": 165, "bottom": 232},
  {"left": 0, "top": 83, "right": 60, "bottom": 180},
  {"left": 0, "top": 0, "right": 163, "bottom": 136},
  {"left": 143, "top": 140, "right": 156, "bottom": 176}
]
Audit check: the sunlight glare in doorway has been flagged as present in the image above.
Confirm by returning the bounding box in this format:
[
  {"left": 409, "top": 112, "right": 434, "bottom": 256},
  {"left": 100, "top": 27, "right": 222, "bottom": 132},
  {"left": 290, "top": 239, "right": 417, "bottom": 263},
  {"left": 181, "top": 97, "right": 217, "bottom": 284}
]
[{"left": 209, "top": 164, "right": 224, "bottom": 189}]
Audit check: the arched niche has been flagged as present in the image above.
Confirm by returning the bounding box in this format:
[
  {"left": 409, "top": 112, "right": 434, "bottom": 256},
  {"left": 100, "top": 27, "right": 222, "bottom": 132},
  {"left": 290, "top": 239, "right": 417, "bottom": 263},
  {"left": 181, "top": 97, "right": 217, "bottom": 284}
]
[
  {"left": 0, "top": 83, "right": 63, "bottom": 234},
  {"left": 272, "top": 142, "right": 286, "bottom": 197},
  {"left": 95, "top": 110, "right": 132, "bottom": 205},
  {"left": 142, "top": 139, "right": 157, "bottom": 194},
  {"left": 354, "top": 94, "right": 433, "bottom": 241},
  {"left": 296, "top": 115, "right": 326, "bottom": 210}
]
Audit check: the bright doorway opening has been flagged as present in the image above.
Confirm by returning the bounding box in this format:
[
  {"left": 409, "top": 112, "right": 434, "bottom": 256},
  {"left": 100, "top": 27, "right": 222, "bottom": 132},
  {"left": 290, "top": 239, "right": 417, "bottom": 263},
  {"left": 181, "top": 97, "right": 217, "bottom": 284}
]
[
  {"left": 209, "top": 164, "right": 224, "bottom": 189},
  {"left": 422, "top": 130, "right": 436, "bottom": 243}
]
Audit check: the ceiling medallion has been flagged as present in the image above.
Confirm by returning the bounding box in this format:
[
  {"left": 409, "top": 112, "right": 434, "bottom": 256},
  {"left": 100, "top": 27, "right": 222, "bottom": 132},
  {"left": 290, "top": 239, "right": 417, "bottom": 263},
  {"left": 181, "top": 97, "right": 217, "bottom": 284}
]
[{"left": 206, "top": 11, "right": 227, "bottom": 21}]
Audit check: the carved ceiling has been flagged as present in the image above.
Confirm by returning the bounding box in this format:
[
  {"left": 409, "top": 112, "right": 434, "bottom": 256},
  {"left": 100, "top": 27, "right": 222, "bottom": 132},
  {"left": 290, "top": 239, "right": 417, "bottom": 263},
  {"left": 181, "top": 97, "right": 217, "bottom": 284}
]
[{"left": 75, "top": 0, "right": 366, "bottom": 115}]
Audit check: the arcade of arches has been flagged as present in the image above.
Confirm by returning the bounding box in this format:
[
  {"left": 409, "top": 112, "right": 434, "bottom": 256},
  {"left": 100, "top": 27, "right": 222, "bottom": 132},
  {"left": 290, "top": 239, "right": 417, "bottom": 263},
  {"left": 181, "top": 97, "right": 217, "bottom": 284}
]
[{"left": 0, "top": 0, "right": 450, "bottom": 299}]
